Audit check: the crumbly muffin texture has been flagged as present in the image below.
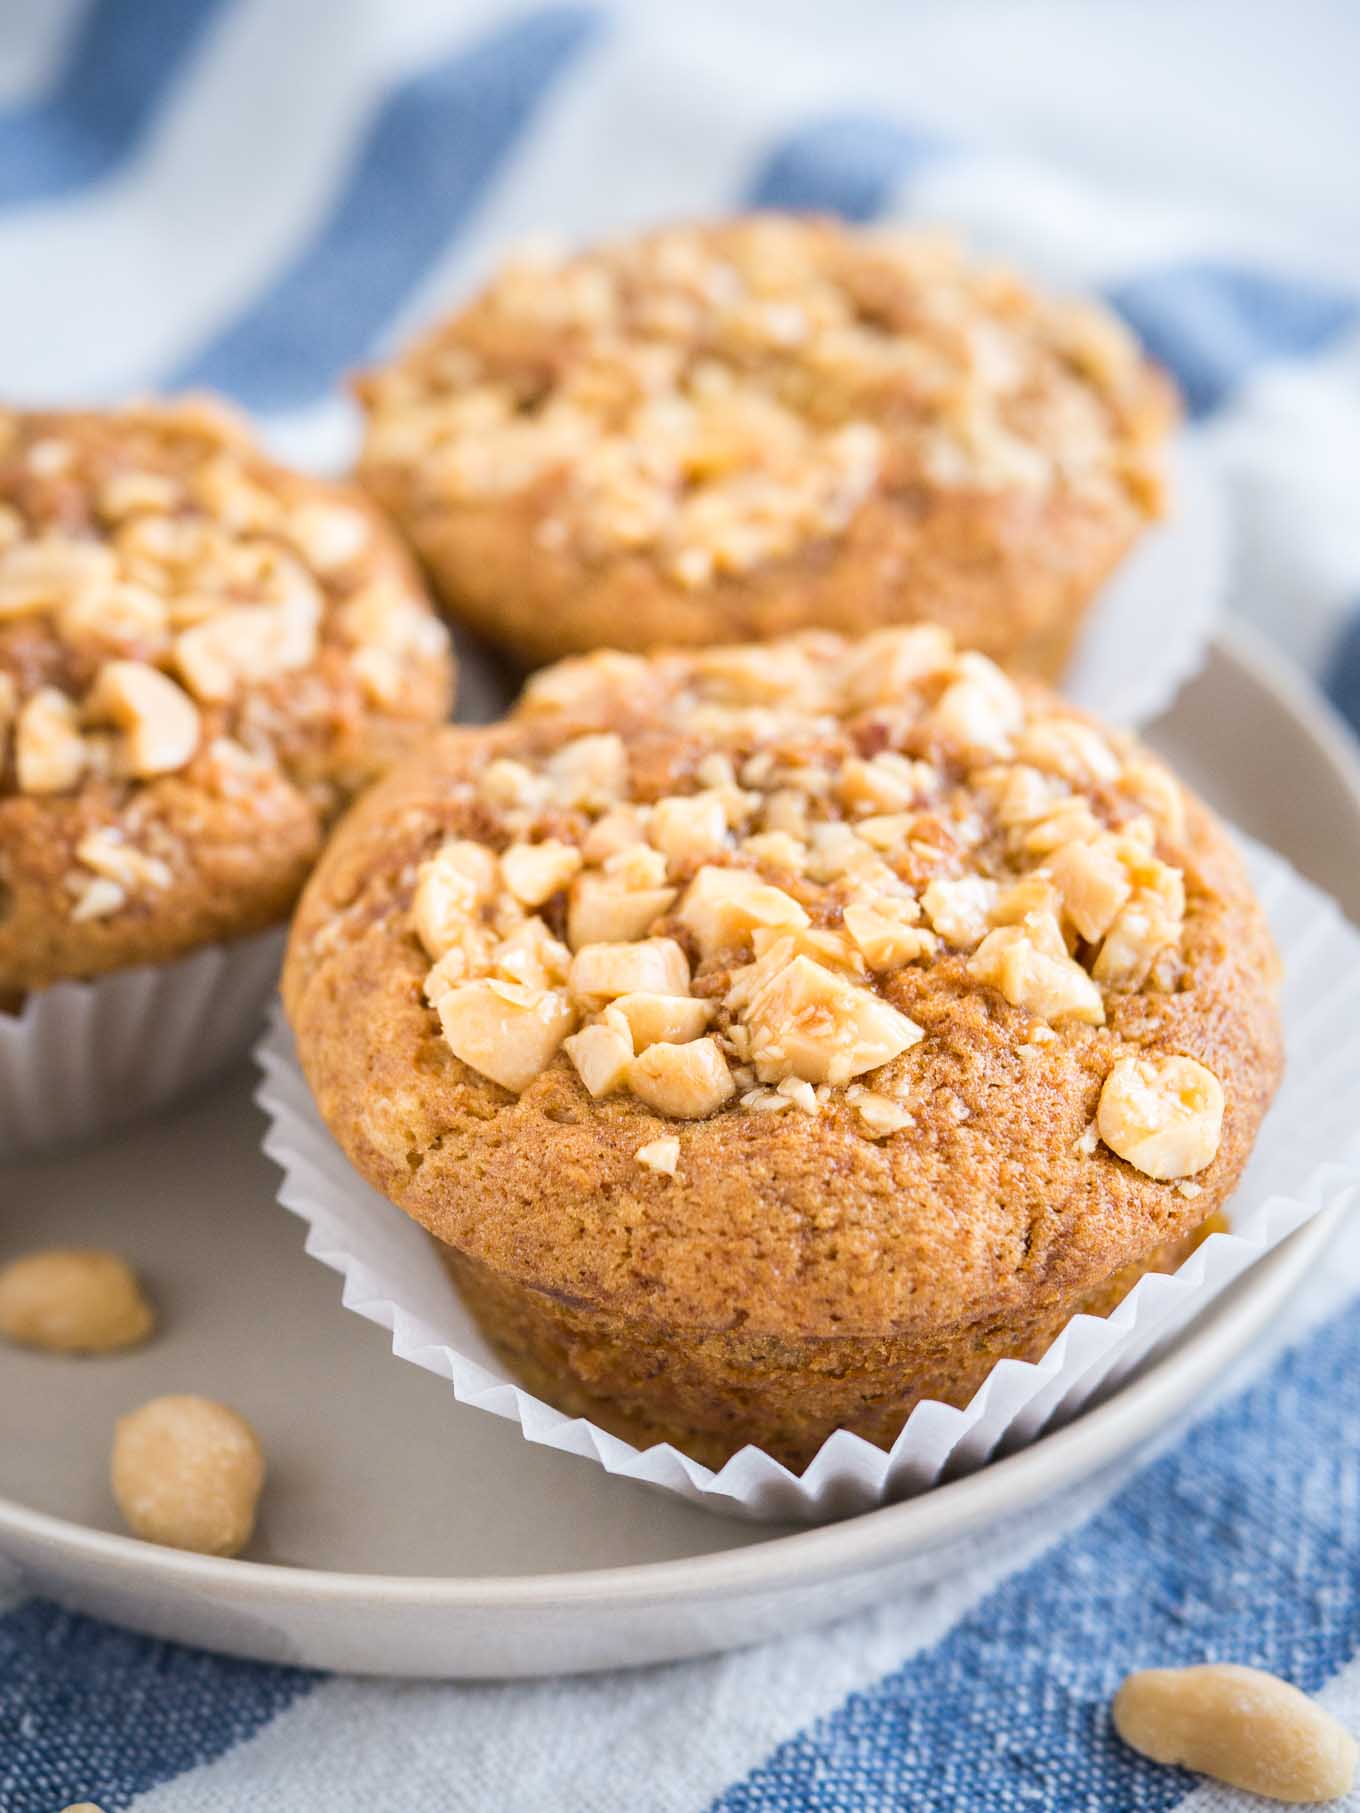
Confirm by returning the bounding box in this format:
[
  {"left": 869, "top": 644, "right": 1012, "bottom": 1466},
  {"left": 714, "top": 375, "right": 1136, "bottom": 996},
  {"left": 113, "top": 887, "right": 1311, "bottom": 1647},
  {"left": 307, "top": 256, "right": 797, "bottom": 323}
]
[
  {"left": 0, "top": 398, "right": 454, "bottom": 989},
  {"left": 357, "top": 215, "right": 1176, "bottom": 672},
  {"left": 284, "top": 627, "right": 1281, "bottom": 1470}
]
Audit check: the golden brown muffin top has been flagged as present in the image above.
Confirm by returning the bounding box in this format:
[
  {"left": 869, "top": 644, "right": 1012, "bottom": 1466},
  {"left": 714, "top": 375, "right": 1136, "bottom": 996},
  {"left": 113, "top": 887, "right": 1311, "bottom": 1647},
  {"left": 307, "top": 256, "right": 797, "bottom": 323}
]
[
  {"left": 357, "top": 215, "right": 1173, "bottom": 591},
  {"left": 0, "top": 397, "right": 454, "bottom": 988},
  {"left": 284, "top": 630, "right": 1281, "bottom": 1339}
]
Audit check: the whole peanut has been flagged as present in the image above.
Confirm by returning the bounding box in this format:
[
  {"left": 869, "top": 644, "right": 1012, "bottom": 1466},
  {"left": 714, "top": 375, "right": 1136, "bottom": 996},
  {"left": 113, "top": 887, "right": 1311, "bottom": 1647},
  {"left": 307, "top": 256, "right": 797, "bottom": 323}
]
[
  {"left": 1114, "top": 1663, "right": 1358, "bottom": 1803},
  {"left": 111, "top": 1395, "right": 265, "bottom": 1557},
  {"left": 0, "top": 1248, "right": 154, "bottom": 1354}
]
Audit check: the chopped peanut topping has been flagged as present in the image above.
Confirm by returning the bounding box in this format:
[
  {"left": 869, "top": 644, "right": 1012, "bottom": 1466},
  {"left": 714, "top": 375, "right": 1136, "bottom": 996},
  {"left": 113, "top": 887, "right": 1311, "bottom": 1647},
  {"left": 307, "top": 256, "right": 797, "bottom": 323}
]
[
  {"left": 413, "top": 627, "right": 1197, "bottom": 1124},
  {"left": 361, "top": 219, "right": 1165, "bottom": 583}
]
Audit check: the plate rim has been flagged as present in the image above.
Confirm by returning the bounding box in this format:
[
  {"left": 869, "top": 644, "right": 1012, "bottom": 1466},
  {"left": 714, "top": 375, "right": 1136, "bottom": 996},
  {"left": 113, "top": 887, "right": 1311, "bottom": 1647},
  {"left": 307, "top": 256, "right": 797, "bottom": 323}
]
[
  {"left": 3, "top": 623, "right": 1355, "bottom": 1618},
  {"left": 1, "top": 1203, "right": 1343, "bottom": 1612}
]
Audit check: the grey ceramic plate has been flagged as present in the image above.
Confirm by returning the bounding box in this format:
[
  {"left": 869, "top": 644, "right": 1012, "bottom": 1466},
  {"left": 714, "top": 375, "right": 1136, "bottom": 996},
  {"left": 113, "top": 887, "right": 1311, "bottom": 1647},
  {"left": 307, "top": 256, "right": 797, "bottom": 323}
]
[{"left": 1, "top": 625, "right": 1355, "bottom": 1677}]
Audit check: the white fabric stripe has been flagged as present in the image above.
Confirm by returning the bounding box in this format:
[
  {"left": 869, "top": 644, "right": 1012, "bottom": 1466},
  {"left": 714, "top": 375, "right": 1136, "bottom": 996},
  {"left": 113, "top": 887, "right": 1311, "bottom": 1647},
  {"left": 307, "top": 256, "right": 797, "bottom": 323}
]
[
  {"left": 1199, "top": 325, "right": 1360, "bottom": 674},
  {"left": 0, "top": 0, "right": 520, "bottom": 399},
  {"left": 0, "top": 0, "right": 85, "bottom": 105},
  {"left": 128, "top": 1479, "right": 1114, "bottom": 1813},
  {"left": 901, "top": 154, "right": 1360, "bottom": 292}
]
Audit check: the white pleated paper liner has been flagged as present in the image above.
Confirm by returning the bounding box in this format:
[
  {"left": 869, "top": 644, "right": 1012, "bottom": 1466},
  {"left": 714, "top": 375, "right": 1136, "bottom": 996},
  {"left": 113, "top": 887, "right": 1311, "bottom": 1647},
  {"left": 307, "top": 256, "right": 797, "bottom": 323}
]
[
  {"left": 1, "top": 928, "right": 284, "bottom": 1161},
  {"left": 1064, "top": 437, "right": 1225, "bottom": 729},
  {"left": 253, "top": 831, "right": 1357, "bottom": 1525}
]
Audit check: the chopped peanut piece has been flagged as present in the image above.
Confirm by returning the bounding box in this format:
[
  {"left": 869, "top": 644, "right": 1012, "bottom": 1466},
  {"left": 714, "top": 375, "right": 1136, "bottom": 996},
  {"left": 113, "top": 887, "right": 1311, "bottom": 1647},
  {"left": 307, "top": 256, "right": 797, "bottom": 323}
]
[
  {"left": 648, "top": 792, "right": 729, "bottom": 867},
  {"left": 437, "top": 980, "right": 575, "bottom": 1092},
  {"left": 612, "top": 991, "right": 713, "bottom": 1049},
  {"left": 1048, "top": 837, "right": 1131, "bottom": 942},
  {"left": 745, "top": 954, "right": 923, "bottom": 1085},
  {"left": 545, "top": 732, "right": 628, "bottom": 807},
  {"left": 838, "top": 625, "right": 953, "bottom": 709},
  {"left": 564, "top": 1010, "right": 635, "bottom": 1097},
  {"left": 930, "top": 656, "right": 1022, "bottom": 755},
  {"left": 1017, "top": 718, "right": 1120, "bottom": 785},
  {"left": 288, "top": 499, "right": 370, "bottom": 570},
  {"left": 922, "top": 876, "right": 996, "bottom": 949},
  {"left": 1119, "top": 758, "right": 1187, "bottom": 842},
  {"left": 566, "top": 872, "right": 677, "bottom": 948},
  {"left": 968, "top": 920, "right": 1105, "bottom": 1024},
  {"left": 1097, "top": 1053, "right": 1223, "bottom": 1179},
  {"left": 0, "top": 537, "right": 117, "bottom": 618},
  {"left": 501, "top": 838, "right": 582, "bottom": 907},
  {"left": 582, "top": 805, "right": 651, "bottom": 861},
  {"left": 85, "top": 660, "right": 201, "bottom": 777},
  {"left": 569, "top": 937, "right": 691, "bottom": 1004},
  {"left": 627, "top": 1037, "right": 735, "bottom": 1118},
  {"left": 843, "top": 902, "right": 933, "bottom": 970},
  {"left": 853, "top": 1091, "right": 916, "bottom": 1137},
  {"left": 173, "top": 597, "right": 319, "bottom": 702},
  {"left": 678, "top": 864, "right": 810, "bottom": 958},
  {"left": 413, "top": 841, "right": 499, "bottom": 959},
  {"left": 491, "top": 917, "right": 571, "bottom": 990},
  {"left": 635, "top": 1136, "right": 680, "bottom": 1176},
  {"left": 15, "top": 686, "right": 86, "bottom": 793}
]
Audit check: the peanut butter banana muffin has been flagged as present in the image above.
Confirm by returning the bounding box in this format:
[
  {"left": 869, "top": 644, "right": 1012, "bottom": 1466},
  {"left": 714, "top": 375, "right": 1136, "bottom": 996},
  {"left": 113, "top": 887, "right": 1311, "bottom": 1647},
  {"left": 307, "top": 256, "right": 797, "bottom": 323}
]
[
  {"left": 0, "top": 398, "right": 454, "bottom": 992},
  {"left": 284, "top": 628, "right": 1280, "bottom": 1471},
  {"left": 356, "top": 215, "right": 1176, "bottom": 677}
]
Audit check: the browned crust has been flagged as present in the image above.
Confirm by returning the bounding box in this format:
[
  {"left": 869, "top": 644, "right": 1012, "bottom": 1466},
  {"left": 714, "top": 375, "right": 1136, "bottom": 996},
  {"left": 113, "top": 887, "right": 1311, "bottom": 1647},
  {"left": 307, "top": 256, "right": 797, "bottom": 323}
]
[{"left": 0, "top": 400, "right": 456, "bottom": 987}]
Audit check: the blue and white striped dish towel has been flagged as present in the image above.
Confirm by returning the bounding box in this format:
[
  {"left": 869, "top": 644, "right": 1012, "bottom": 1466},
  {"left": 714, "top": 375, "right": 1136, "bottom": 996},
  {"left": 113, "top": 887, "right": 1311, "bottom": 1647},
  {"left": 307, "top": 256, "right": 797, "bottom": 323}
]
[{"left": 4, "top": 2, "right": 1360, "bottom": 1807}]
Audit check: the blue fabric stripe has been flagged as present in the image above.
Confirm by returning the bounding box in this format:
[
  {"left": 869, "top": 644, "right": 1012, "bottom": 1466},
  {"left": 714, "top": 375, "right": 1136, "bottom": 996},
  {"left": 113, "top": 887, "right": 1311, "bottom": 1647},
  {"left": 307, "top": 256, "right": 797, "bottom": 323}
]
[
  {"left": 0, "top": 0, "right": 230, "bottom": 207},
  {"left": 745, "top": 114, "right": 948, "bottom": 220},
  {"left": 1107, "top": 263, "right": 1359, "bottom": 417},
  {"left": 0, "top": 1598, "right": 317, "bottom": 1812},
  {"left": 715, "top": 1298, "right": 1360, "bottom": 1811},
  {"left": 167, "top": 6, "right": 601, "bottom": 413},
  {"left": 1323, "top": 607, "right": 1360, "bottom": 738}
]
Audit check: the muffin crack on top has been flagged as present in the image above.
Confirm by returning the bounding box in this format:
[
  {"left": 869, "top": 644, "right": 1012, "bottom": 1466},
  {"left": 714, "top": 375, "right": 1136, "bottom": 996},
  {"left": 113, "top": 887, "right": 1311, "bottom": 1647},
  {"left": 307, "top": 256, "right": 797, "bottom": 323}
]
[
  {"left": 356, "top": 214, "right": 1177, "bottom": 673},
  {"left": 0, "top": 397, "right": 454, "bottom": 989},
  {"left": 284, "top": 626, "right": 1281, "bottom": 1469}
]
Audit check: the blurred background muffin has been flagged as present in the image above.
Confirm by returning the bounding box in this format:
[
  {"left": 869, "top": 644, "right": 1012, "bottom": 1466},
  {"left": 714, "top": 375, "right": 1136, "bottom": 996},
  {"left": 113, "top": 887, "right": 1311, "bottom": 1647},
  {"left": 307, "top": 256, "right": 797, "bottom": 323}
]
[
  {"left": 356, "top": 215, "right": 1176, "bottom": 678},
  {"left": 0, "top": 395, "right": 453, "bottom": 992}
]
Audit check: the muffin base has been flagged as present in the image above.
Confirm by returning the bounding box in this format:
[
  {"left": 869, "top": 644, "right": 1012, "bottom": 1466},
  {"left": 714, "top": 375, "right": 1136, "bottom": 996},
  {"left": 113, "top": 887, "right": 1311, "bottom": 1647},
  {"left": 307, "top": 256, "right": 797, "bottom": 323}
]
[{"left": 439, "top": 1216, "right": 1217, "bottom": 1474}]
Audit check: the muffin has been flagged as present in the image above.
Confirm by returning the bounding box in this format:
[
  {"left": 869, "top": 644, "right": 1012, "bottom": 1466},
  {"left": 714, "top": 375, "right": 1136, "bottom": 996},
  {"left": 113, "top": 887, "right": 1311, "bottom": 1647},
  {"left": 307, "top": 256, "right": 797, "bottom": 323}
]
[
  {"left": 283, "top": 627, "right": 1281, "bottom": 1472},
  {"left": 0, "top": 396, "right": 453, "bottom": 1152},
  {"left": 355, "top": 215, "right": 1176, "bottom": 678},
  {"left": 0, "top": 396, "right": 454, "bottom": 991}
]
